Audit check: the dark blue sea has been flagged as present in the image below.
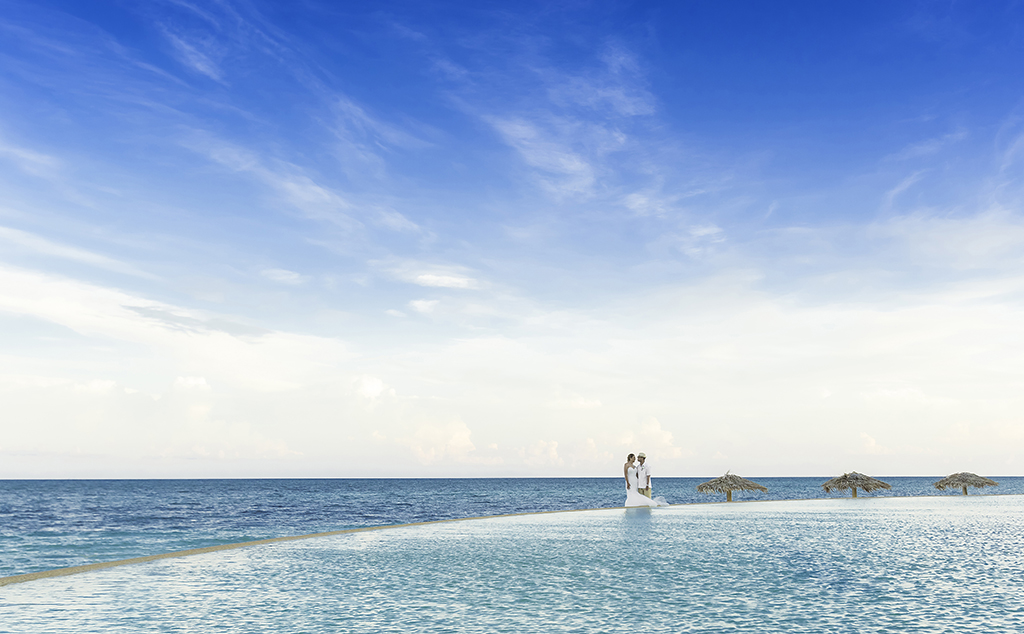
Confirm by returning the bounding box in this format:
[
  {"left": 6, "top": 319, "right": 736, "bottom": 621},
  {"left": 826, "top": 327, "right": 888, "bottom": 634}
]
[{"left": 2, "top": 477, "right": 1022, "bottom": 578}]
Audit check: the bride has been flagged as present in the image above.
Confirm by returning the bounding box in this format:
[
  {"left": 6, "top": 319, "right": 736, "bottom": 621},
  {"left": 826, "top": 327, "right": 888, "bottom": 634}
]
[{"left": 624, "top": 453, "right": 666, "bottom": 507}]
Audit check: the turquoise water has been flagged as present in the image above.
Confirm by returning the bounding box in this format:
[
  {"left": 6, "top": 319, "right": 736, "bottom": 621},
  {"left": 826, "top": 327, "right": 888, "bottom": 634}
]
[
  {"left": 4, "top": 477, "right": 1023, "bottom": 578},
  {"left": 3, "top": 495, "right": 1022, "bottom": 632}
]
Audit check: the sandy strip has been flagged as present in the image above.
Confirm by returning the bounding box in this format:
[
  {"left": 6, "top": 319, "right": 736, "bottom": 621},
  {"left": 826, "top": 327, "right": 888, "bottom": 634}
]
[{"left": 4, "top": 493, "right": 1015, "bottom": 588}]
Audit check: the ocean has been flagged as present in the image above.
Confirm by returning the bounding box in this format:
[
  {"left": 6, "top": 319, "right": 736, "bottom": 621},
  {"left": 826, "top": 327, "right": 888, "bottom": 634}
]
[{"left": 2, "top": 477, "right": 1022, "bottom": 578}]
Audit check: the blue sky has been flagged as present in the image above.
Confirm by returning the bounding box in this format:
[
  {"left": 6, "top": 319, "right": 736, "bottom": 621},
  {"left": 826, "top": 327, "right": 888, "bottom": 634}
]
[{"left": 2, "top": 0, "right": 1023, "bottom": 477}]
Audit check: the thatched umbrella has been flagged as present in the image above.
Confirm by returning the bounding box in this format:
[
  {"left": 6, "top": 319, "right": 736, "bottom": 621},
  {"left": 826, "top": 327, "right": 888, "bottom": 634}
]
[
  {"left": 934, "top": 472, "right": 998, "bottom": 496},
  {"left": 697, "top": 472, "right": 768, "bottom": 502},
  {"left": 821, "top": 472, "right": 891, "bottom": 498}
]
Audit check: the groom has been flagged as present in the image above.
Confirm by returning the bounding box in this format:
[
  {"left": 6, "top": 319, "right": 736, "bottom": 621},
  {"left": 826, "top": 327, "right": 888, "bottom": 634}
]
[{"left": 636, "top": 453, "right": 652, "bottom": 498}]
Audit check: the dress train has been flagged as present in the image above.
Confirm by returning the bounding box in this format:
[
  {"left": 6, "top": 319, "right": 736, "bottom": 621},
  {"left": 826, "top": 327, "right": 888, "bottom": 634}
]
[{"left": 625, "top": 465, "right": 668, "bottom": 507}]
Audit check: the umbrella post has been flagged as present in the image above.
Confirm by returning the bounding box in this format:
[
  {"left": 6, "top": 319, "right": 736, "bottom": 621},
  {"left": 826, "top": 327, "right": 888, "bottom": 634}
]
[
  {"left": 726, "top": 490, "right": 732, "bottom": 502},
  {"left": 852, "top": 487, "right": 858, "bottom": 498},
  {"left": 962, "top": 486, "right": 968, "bottom": 495}
]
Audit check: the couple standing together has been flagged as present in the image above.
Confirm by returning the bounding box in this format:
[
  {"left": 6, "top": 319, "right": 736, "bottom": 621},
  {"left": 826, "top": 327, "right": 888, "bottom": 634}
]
[{"left": 624, "top": 452, "right": 665, "bottom": 507}]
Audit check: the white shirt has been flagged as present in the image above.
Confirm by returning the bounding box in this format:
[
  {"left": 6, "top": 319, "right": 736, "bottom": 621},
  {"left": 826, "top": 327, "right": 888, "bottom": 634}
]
[{"left": 636, "top": 461, "right": 651, "bottom": 488}]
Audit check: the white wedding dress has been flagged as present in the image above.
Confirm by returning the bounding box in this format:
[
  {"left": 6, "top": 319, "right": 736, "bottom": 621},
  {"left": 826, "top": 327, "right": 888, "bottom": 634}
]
[{"left": 625, "top": 465, "right": 668, "bottom": 507}]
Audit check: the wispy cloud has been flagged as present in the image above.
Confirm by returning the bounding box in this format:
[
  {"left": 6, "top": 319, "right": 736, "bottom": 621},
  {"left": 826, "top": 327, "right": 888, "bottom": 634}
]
[
  {"left": 326, "top": 98, "right": 430, "bottom": 180},
  {"left": 184, "top": 131, "right": 429, "bottom": 241},
  {"left": 379, "top": 260, "right": 481, "bottom": 289},
  {"left": 622, "top": 187, "right": 709, "bottom": 218},
  {"left": 126, "top": 305, "right": 269, "bottom": 337},
  {"left": 998, "top": 126, "right": 1024, "bottom": 174},
  {"left": 413, "top": 274, "right": 476, "bottom": 288},
  {"left": 0, "top": 226, "right": 155, "bottom": 278},
  {"left": 0, "top": 264, "right": 349, "bottom": 391},
  {"left": 431, "top": 57, "right": 470, "bottom": 81},
  {"left": 545, "top": 44, "right": 655, "bottom": 117},
  {"left": 886, "top": 129, "right": 967, "bottom": 161},
  {"left": 487, "top": 116, "right": 596, "bottom": 196},
  {"left": 149, "top": 0, "right": 304, "bottom": 86},
  {"left": 409, "top": 299, "right": 439, "bottom": 313},
  {"left": 0, "top": 140, "right": 59, "bottom": 176},
  {"left": 374, "top": 208, "right": 420, "bottom": 232},
  {"left": 161, "top": 29, "right": 224, "bottom": 81},
  {"left": 872, "top": 209, "right": 1024, "bottom": 270},
  {"left": 335, "top": 97, "right": 431, "bottom": 151},
  {"left": 884, "top": 171, "right": 927, "bottom": 209},
  {"left": 161, "top": 0, "right": 222, "bottom": 28},
  {"left": 432, "top": 37, "right": 659, "bottom": 200},
  {"left": 675, "top": 224, "right": 726, "bottom": 258},
  {"left": 183, "top": 134, "right": 359, "bottom": 230},
  {"left": 261, "top": 268, "right": 307, "bottom": 285}
]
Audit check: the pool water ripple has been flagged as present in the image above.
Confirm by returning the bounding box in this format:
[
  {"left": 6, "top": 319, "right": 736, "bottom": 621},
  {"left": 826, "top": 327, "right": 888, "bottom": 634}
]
[{"left": 3, "top": 496, "right": 1022, "bottom": 633}]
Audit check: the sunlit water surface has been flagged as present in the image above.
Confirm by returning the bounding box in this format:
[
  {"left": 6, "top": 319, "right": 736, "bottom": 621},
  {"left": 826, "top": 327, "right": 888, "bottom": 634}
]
[{"left": 3, "top": 496, "right": 1022, "bottom": 633}]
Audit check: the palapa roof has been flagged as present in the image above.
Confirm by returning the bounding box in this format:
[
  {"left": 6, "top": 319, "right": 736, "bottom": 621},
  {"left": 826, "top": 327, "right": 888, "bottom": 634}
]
[
  {"left": 933, "top": 472, "right": 998, "bottom": 491},
  {"left": 696, "top": 472, "right": 768, "bottom": 494},
  {"left": 821, "top": 471, "right": 891, "bottom": 493}
]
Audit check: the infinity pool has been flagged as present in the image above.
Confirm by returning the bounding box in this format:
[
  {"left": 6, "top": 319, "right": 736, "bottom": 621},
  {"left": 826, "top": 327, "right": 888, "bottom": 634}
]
[{"left": 3, "top": 496, "right": 1022, "bottom": 633}]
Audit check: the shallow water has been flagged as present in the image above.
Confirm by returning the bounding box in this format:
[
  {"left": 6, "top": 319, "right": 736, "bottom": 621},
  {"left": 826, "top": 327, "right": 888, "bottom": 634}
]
[
  {"left": 2, "top": 477, "right": 1022, "bottom": 578},
  {"left": 3, "top": 496, "right": 1022, "bottom": 633}
]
